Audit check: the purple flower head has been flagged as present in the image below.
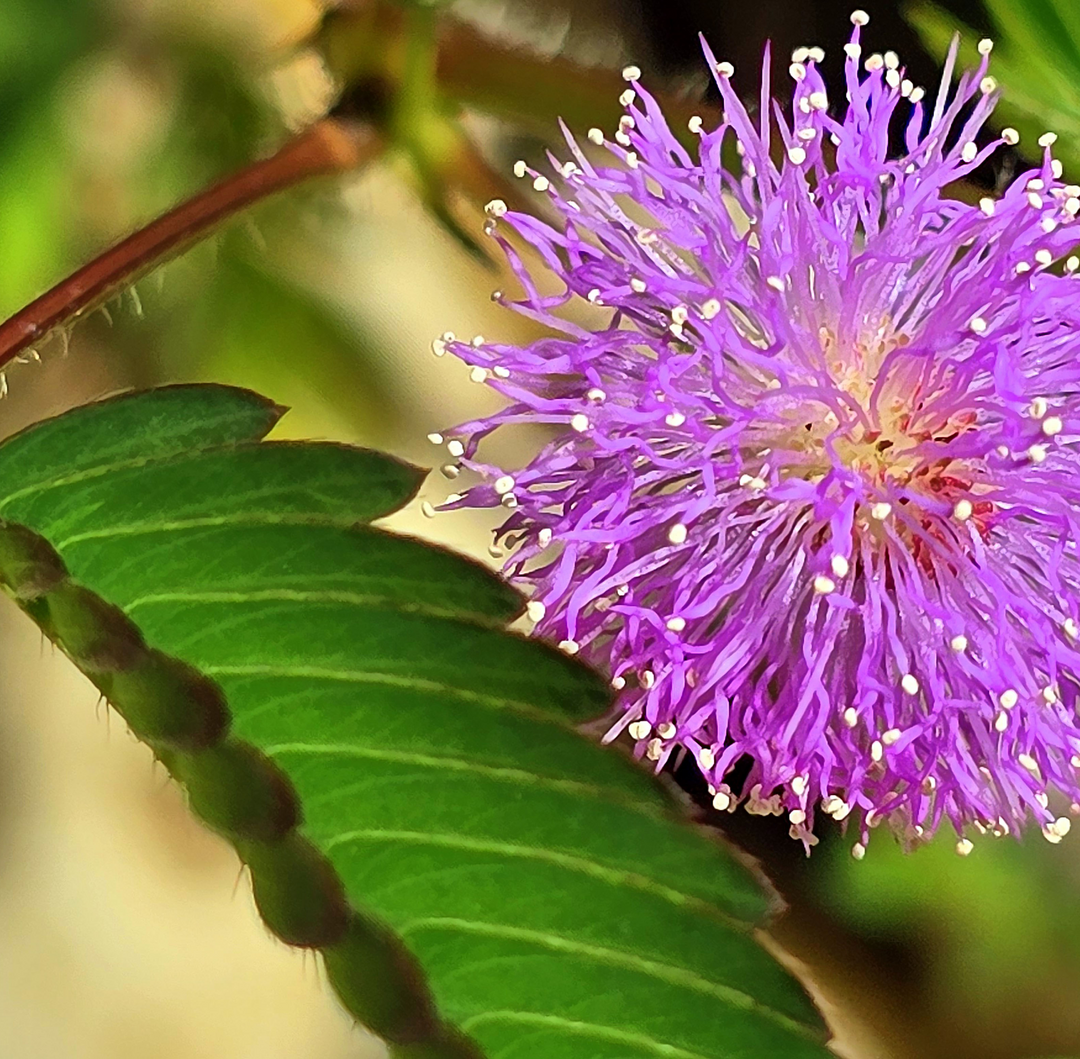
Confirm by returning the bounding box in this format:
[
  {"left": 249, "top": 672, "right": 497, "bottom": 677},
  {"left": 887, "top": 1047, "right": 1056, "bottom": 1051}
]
[{"left": 436, "top": 12, "right": 1080, "bottom": 855}]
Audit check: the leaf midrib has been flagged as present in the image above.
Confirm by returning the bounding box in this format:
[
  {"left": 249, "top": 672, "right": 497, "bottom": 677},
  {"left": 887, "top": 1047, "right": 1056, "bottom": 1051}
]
[
  {"left": 324, "top": 828, "right": 753, "bottom": 931},
  {"left": 266, "top": 741, "right": 664, "bottom": 816},
  {"left": 401, "top": 917, "right": 823, "bottom": 1040}
]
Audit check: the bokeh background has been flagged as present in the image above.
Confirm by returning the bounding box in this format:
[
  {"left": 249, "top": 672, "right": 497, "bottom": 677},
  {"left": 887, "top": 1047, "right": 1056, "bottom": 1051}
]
[{"left": 1, "top": 1, "right": 1079, "bottom": 1057}]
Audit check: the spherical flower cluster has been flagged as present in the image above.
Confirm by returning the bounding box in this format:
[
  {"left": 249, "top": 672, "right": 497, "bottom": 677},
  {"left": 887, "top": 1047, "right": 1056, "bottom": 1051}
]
[{"left": 434, "top": 13, "right": 1080, "bottom": 855}]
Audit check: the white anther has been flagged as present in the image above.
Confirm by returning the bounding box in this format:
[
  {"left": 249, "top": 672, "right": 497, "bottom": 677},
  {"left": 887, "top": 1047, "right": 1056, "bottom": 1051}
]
[
  {"left": 766, "top": 275, "right": 785, "bottom": 292},
  {"left": 586, "top": 387, "right": 606, "bottom": 403},
  {"left": 698, "top": 747, "right": 716, "bottom": 769},
  {"left": 909, "top": 86, "right": 925, "bottom": 103},
  {"left": 668, "top": 522, "right": 688, "bottom": 545},
  {"left": 843, "top": 707, "right": 858, "bottom": 728},
  {"left": 619, "top": 89, "right": 636, "bottom": 107},
  {"left": 797, "top": 128, "right": 817, "bottom": 143},
  {"left": 1030, "top": 396, "right": 1049, "bottom": 419},
  {"left": 1043, "top": 415, "right": 1064, "bottom": 436},
  {"left": 1016, "top": 262, "right": 1032, "bottom": 274},
  {"left": 1018, "top": 753, "right": 1039, "bottom": 772},
  {"left": 1036, "top": 249, "right": 1054, "bottom": 266},
  {"left": 587, "top": 128, "right": 604, "bottom": 145},
  {"left": 1068, "top": 253, "right": 1080, "bottom": 269},
  {"left": 530, "top": 175, "right": 549, "bottom": 193},
  {"left": 1066, "top": 618, "right": 1079, "bottom": 639},
  {"left": 999, "top": 688, "right": 1019, "bottom": 710},
  {"left": 1039, "top": 131, "right": 1059, "bottom": 148},
  {"left": 979, "top": 197, "right": 995, "bottom": 216},
  {"left": 969, "top": 316, "right": 987, "bottom": 334},
  {"left": 493, "top": 366, "right": 510, "bottom": 379},
  {"left": 994, "top": 710, "right": 1009, "bottom": 732},
  {"left": 956, "top": 838, "right": 974, "bottom": 856},
  {"left": 656, "top": 722, "right": 677, "bottom": 739},
  {"left": 1053, "top": 159, "right": 1064, "bottom": 178},
  {"left": 513, "top": 160, "right": 528, "bottom": 178},
  {"left": 844, "top": 43, "right": 862, "bottom": 60},
  {"left": 789, "top": 62, "right": 807, "bottom": 81},
  {"left": 421, "top": 501, "right": 436, "bottom": 518},
  {"left": 640, "top": 669, "right": 655, "bottom": 689},
  {"left": 469, "top": 366, "right": 488, "bottom": 383},
  {"left": 864, "top": 53, "right": 883, "bottom": 72},
  {"left": 850, "top": 9, "right": 869, "bottom": 25},
  {"left": 447, "top": 440, "right": 465, "bottom": 458},
  {"left": 902, "top": 673, "right": 920, "bottom": 696},
  {"left": 813, "top": 575, "right": 836, "bottom": 595},
  {"left": 787, "top": 146, "right": 807, "bottom": 166},
  {"left": 500, "top": 494, "right": 518, "bottom": 509},
  {"left": 871, "top": 740, "right": 884, "bottom": 762},
  {"left": 790, "top": 775, "right": 808, "bottom": 797},
  {"left": 630, "top": 277, "right": 647, "bottom": 292},
  {"left": 645, "top": 738, "right": 664, "bottom": 761},
  {"left": 611, "top": 675, "right": 626, "bottom": 690},
  {"left": 1051, "top": 816, "right": 1072, "bottom": 838},
  {"left": 1002, "top": 128, "right": 1019, "bottom": 146},
  {"left": 961, "top": 142, "right": 978, "bottom": 164},
  {"left": 427, "top": 432, "right": 444, "bottom": 446},
  {"left": 950, "top": 634, "right": 969, "bottom": 652},
  {"left": 789, "top": 808, "right": 807, "bottom": 825},
  {"left": 537, "top": 527, "right": 553, "bottom": 547},
  {"left": 871, "top": 501, "right": 892, "bottom": 520},
  {"left": 1030, "top": 441, "right": 1050, "bottom": 461},
  {"left": 701, "top": 298, "right": 721, "bottom": 320},
  {"left": 525, "top": 600, "right": 547, "bottom": 623},
  {"left": 808, "top": 90, "right": 828, "bottom": 112},
  {"left": 882, "top": 728, "right": 903, "bottom": 746},
  {"left": 688, "top": 115, "right": 703, "bottom": 134},
  {"left": 978, "top": 37, "right": 993, "bottom": 55},
  {"left": 953, "top": 499, "right": 973, "bottom": 521},
  {"left": 666, "top": 616, "right": 687, "bottom": 633},
  {"left": 1043, "top": 685, "right": 1058, "bottom": 704},
  {"left": 627, "top": 720, "right": 651, "bottom": 740},
  {"left": 715, "top": 61, "right": 734, "bottom": 77},
  {"left": 622, "top": 64, "right": 641, "bottom": 81},
  {"left": 570, "top": 413, "right": 590, "bottom": 432},
  {"left": 671, "top": 304, "right": 689, "bottom": 324},
  {"left": 712, "top": 790, "right": 731, "bottom": 811},
  {"left": 558, "top": 639, "right": 579, "bottom": 655},
  {"left": 484, "top": 199, "right": 507, "bottom": 218},
  {"left": 665, "top": 411, "right": 686, "bottom": 427},
  {"left": 831, "top": 554, "right": 850, "bottom": 577},
  {"left": 1027, "top": 191, "right": 1044, "bottom": 209},
  {"left": 494, "top": 475, "right": 515, "bottom": 495},
  {"left": 851, "top": 842, "right": 866, "bottom": 861},
  {"left": 979, "top": 75, "right": 997, "bottom": 94},
  {"left": 625, "top": 151, "right": 640, "bottom": 169}
]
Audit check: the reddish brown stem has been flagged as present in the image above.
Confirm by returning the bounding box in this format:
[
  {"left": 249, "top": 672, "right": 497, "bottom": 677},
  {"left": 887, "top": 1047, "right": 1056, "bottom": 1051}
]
[{"left": 0, "top": 118, "right": 382, "bottom": 371}]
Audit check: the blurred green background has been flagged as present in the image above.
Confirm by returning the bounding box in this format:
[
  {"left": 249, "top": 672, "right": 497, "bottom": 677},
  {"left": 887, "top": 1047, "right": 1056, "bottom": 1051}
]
[{"left": 1, "top": 1, "right": 1079, "bottom": 1058}]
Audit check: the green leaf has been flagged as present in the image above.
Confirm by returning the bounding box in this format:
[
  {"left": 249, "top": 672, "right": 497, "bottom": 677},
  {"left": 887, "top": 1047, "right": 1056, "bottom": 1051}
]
[
  {"left": 0, "top": 385, "right": 832, "bottom": 1059},
  {"left": 907, "top": 0, "right": 1080, "bottom": 174}
]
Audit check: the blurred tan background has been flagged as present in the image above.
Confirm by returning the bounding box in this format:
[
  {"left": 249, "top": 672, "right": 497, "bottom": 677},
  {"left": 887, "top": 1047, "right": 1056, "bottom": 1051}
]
[{"left": 2, "top": 1, "right": 1080, "bottom": 1057}]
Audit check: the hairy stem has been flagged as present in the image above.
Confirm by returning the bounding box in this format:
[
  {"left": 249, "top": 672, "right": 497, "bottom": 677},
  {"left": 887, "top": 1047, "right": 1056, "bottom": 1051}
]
[{"left": 0, "top": 118, "right": 383, "bottom": 372}]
